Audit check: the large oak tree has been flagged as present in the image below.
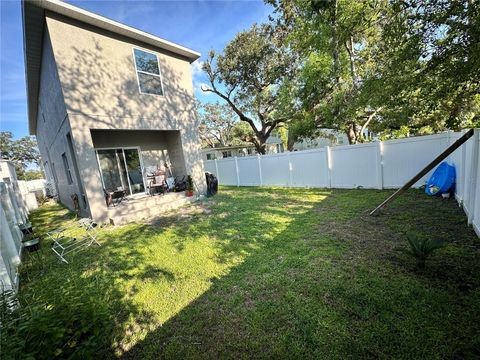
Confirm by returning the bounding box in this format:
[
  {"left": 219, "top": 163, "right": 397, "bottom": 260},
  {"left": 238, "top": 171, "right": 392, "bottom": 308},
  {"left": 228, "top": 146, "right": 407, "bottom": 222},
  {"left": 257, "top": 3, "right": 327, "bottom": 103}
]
[{"left": 202, "top": 24, "right": 297, "bottom": 154}]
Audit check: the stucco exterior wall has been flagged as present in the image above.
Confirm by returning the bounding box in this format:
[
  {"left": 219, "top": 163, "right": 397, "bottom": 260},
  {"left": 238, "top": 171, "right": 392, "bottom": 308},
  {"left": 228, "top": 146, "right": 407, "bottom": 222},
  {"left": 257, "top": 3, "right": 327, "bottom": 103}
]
[
  {"left": 35, "top": 30, "right": 88, "bottom": 216},
  {"left": 40, "top": 13, "right": 206, "bottom": 221}
]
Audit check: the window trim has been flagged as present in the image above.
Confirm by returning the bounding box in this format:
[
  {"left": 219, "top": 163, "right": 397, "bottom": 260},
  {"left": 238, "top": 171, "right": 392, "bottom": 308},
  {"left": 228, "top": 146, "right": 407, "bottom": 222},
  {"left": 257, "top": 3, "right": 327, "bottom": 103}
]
[
  {"left": 132, "top": 47, "right": 165, "bottom": 97},
  {"left": 62, "top": 152, "right": 73, "bottom": 185}
]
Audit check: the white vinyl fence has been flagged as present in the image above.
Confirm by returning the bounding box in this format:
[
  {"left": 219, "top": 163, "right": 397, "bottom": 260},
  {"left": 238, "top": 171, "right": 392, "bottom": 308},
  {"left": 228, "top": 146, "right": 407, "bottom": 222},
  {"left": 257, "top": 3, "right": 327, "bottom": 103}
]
[
  {"left": 204, "top": 130, "right": 480, "bottom": 237},
  {"left": 1, "top": 181, "right": 32, "bottom": 292}
]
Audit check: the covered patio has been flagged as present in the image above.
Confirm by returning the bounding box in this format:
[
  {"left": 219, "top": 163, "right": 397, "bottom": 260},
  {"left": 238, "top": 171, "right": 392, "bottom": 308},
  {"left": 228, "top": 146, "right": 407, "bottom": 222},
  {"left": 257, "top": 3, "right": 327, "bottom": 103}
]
[{"left": 90, "top": 129, "right": 193, "bottom": 223}]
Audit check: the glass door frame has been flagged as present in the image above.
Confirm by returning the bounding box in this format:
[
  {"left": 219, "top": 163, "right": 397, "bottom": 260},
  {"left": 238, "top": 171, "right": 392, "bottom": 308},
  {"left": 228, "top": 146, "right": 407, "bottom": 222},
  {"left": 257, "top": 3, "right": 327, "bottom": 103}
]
[{"left": 95, "top": 146, "right": 147, "bottom": 197}]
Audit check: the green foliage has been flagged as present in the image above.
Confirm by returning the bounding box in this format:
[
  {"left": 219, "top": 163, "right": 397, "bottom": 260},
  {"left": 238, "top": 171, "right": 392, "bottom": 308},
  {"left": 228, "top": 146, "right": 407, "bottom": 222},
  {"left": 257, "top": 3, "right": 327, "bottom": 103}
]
[
  {"left": 22, "top": 169, "right": 45, "bottom": 181},
  {"left": 1, "top": 287, "right": 111, "bottom": 359},
  {"left": 202, "top": 24, "right": 297, "bottom": 153},
  {"left": 268, "top": 0, "right": 390, "bottom": 144},
  {"left": 267, "top": 0, "right": 479, "bottom": 143},
  {"left": 197, "top": 102, "right": 244, "bottom": 148},
  {"left": 404, "top": 233, "right": 446, "bottom": 269},
  {"left": 0, "top": 132, "right": 41, "bottom": 177}
]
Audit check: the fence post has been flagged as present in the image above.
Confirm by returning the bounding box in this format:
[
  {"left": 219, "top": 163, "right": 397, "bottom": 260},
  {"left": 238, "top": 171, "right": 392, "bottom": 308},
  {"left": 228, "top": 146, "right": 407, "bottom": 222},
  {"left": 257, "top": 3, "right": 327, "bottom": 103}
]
[
  {"left": 466, "top": 129, "right": 479, "bottom": 224},
  {"left": 458, "top": 129, "right": 467, "bottom": 204},
  {"left": 376, "top": 141, "right": 384, "bottom": 190},
  {"left": 287, "top": 152, "right": 293, "bottom": 187},
  {"left": 326, "top": 146, "right": 332, "bottom": 188},
  {"left": 257, "top": 154, "right": 263, "bottom": 186},
  {"left": 214, "top": 159, "right": 219, "bottom": 183},
  {"left": 234, "top": 157, "right": 240, "bottom": 187}
]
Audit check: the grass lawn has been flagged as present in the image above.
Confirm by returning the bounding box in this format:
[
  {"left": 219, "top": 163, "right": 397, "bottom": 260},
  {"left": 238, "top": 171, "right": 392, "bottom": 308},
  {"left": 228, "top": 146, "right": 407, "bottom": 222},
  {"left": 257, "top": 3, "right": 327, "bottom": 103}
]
[{"left": 7, "top": 187, "right": 480, "bottom": 359}]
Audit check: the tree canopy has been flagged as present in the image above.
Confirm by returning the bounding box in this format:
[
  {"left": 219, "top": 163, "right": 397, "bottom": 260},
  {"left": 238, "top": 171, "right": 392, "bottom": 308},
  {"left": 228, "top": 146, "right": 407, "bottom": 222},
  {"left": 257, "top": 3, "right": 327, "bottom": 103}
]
[
  {"left": 197, "top": 102, "right": 255, "bottom": 148},
  {"left": 0, "top": 131, "right": 42, "bottom": 180},
  {"left": 265, "top": 0, "right": 479, "bottom": 144},
  {"left": 202, "top": 24, "right": 298, "bottom": 153}
]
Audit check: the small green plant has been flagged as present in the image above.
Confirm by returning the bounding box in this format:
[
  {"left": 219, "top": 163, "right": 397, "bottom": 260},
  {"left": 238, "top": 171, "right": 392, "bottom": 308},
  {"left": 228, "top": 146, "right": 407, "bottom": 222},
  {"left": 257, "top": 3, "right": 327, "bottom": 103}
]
[
  {"left": 186, "top": 175, "right": 194, "bottom": 192},
  {"left": 404, "top": 233, "right": 445, "bottom": 269}
]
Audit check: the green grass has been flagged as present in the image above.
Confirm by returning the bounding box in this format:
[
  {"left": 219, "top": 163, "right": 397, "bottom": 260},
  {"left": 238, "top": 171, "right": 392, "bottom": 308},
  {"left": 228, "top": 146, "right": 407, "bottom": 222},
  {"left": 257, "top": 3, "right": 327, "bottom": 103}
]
[{"left": 10, "top": 187, "right": 480, "bottom": 359}]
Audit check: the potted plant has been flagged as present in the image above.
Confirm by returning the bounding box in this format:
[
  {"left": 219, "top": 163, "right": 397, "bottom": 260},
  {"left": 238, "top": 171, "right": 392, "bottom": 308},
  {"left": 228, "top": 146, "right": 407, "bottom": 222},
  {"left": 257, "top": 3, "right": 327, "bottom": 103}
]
[{"left": 185, "top": 175, "right": 194, "bottom": 197}]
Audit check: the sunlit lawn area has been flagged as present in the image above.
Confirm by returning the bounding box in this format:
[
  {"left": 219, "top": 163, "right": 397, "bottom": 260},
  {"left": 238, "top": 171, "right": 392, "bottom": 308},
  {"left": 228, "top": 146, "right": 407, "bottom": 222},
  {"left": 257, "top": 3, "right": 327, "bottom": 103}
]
[{"left": 9, "top": 187, "right": 480, "bottom": 359}]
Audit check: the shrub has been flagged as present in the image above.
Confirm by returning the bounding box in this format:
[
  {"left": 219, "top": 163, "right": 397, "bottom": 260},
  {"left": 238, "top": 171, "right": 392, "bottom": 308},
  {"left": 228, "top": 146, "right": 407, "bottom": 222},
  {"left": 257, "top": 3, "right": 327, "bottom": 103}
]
[{"left": 404, "top": 233, "right": 445, "bottom": 269}]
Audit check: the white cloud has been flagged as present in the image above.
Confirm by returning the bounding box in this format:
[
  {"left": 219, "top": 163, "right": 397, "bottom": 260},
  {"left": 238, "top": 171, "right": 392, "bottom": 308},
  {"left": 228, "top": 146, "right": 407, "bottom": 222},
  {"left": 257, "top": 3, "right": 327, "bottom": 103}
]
[{"left": 191, "top": 60, "right": 204, "bottom": 79}]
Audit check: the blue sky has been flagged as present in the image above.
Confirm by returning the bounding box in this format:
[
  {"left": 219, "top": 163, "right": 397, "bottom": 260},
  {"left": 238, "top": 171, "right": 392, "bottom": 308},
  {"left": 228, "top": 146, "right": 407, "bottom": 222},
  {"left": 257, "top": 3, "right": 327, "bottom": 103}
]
[{"left": 0, "top": 0, "right": 271, "bottom": 139}]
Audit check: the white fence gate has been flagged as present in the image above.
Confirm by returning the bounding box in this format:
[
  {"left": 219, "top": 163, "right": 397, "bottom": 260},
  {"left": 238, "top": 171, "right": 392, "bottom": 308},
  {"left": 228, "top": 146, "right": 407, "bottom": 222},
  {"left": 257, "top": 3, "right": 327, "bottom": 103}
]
[{"left": 204, "top": 130, "right": 480, "bottom": 237}]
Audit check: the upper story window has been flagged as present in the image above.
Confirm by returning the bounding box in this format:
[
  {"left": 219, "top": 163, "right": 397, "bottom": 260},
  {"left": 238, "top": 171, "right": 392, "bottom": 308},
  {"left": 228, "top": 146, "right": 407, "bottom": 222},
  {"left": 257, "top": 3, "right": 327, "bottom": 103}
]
[{"left": 133, "top": 48, "right": 164, "bottom": 96}]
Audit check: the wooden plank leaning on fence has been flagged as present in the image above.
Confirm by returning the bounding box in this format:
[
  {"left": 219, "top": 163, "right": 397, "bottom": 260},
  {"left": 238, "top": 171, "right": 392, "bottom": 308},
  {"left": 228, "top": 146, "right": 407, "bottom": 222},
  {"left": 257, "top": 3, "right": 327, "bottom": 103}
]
[{"left": 369, "top": 129, "right": 475, "bottom": 216}]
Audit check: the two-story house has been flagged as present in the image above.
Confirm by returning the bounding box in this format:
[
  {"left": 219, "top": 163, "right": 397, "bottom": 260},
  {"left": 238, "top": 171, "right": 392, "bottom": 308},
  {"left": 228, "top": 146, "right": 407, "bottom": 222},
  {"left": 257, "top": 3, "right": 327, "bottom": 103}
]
[{"left": 23, "top": 0, "right": 206, "bottom": 224}]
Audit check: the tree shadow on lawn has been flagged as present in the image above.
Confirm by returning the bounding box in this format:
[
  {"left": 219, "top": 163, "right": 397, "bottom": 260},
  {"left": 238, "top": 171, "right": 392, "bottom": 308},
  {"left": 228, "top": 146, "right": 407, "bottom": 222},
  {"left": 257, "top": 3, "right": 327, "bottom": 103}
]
[
  {"left": 15, "top": 207, "right": 177, "bottom": 358},
  {"left": 12, "top": 188, "right": 480, "bottom": 359},
  {"left": 118, "top": 188, "right": 480, "bottom": 359}
]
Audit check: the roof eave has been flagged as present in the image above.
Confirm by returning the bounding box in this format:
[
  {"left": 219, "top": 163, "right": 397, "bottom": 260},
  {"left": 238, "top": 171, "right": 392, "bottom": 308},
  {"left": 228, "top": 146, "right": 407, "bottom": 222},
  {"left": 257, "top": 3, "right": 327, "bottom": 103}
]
[{"left": 23, "top": 0, "right": 201, "bottom": 135}]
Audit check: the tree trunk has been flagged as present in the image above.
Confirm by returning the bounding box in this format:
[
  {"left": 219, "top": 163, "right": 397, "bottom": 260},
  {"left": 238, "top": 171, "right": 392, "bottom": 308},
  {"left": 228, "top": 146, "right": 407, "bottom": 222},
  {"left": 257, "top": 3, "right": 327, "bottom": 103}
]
[
  {"left": 346, "top": 123, "right": 357, "bottom": 144},
  {"left": 256, "top": 142, "right": 267, "bottom": 155}
]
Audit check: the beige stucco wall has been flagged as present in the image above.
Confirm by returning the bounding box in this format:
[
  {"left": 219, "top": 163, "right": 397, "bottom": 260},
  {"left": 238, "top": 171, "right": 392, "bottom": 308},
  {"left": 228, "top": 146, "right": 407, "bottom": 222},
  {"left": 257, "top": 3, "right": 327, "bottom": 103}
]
[
  {"left": 35, "top": 30, "right": 89, "bottom": 216},
  {"left": 41, "top": 12, "right": 206, "bottom": 221}
]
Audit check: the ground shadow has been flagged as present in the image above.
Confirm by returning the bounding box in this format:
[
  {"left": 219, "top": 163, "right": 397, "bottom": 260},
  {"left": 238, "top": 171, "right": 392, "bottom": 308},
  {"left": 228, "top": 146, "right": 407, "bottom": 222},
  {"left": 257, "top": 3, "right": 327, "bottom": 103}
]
[{"left": 115, "top": 188, "right": 480, "bottom": 359}]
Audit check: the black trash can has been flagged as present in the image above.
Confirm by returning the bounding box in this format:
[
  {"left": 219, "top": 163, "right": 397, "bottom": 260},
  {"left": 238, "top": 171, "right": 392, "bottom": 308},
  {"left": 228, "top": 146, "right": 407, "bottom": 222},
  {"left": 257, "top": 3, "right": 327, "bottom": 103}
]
[{"left": 205, "top": 172, "right": 218, "bottom": 196}]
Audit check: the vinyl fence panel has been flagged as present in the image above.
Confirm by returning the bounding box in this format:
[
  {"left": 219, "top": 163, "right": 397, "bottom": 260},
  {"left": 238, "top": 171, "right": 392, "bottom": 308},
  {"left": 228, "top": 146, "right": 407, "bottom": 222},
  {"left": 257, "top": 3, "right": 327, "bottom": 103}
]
[
  {"left": 289, "top": 149, "right": 329, "bottom": 187},
  {"left": 382, "top": 134, "right": 450, "bottom": 188},
  {"left": 216, "top": 158, "right": 237, "bottom": 186},
  {"left": 203, "top": 160, "right": 216, "bottom": 175},
  {"left": 329, "top": 143, "right": 378, "bottom": 188},
  {"left": 203, "top": 130, "right": 479, "bottom": 237},
  {"left": 237, "top": 156, "right": 261, "bottom": 186},
  {"left": 261, "top": 154, "right": 291, "bottom": 186}
]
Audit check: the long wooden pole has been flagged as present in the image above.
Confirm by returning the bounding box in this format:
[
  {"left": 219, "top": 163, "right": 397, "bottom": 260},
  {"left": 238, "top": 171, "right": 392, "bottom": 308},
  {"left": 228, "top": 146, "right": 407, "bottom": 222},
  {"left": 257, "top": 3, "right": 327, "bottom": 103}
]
[{"left": 369, "top": 129, "right": 475, "bottom": 216}]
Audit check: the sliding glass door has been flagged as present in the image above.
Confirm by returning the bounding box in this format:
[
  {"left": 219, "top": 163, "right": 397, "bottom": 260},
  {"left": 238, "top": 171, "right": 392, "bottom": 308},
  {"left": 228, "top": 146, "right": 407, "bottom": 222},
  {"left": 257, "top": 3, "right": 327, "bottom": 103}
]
[
  {"left": 96, "top": 148, "right": 145, "bottom": 196},
  {"left": 124, "top": 149, "right": 144, "bottom": 195}
]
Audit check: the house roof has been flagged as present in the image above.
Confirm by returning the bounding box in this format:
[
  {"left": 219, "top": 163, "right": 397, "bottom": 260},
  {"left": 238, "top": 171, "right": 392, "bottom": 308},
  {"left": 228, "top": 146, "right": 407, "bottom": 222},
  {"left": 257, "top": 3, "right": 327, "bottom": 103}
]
[{"left": 22, "top": 0, "right": 201, "bottom": 135}]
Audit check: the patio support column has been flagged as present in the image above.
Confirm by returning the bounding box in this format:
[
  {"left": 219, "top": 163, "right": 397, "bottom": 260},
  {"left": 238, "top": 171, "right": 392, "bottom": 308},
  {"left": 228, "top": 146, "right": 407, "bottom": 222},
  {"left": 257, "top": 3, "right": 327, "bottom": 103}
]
[{"left": 69, "top": 119, "right": 109, "bottom": 223}]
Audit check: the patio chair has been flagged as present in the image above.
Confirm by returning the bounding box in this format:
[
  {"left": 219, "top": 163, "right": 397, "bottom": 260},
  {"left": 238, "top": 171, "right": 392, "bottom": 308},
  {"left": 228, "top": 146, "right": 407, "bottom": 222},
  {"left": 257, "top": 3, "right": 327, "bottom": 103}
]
[
  {"left": 104, "top": 187, "right": 128, "bottom": 207},
  {"left": 147, "top": 171, "right": 168, "bottom": 196},
  {"left": 48, "top": 219, "right": 100, "bottom": 264}
]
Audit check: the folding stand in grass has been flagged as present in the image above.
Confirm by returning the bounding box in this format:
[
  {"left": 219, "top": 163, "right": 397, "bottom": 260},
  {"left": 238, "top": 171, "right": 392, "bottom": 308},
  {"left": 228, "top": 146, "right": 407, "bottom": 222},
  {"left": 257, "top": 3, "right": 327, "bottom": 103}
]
[{"left": 48, "top": 218, "right": 100, "bottom": 264}]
